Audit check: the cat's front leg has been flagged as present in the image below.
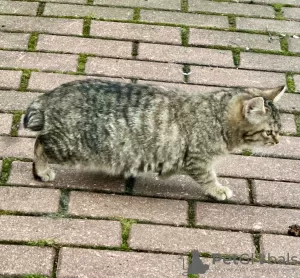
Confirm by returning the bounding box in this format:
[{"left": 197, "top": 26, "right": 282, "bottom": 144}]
[{"left": 184, "top": 159, "right": 233, "bottom": 201}]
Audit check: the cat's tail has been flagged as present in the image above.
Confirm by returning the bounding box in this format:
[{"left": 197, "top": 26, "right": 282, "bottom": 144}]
[{"left": 23, "top": 98, "right": 45, "bottom": 131}]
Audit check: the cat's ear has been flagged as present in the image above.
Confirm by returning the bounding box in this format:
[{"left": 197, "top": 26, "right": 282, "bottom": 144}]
[
  {"left": 243, "top": 97, "right": 266, "bottom": 124},
  {"left": 262, "top": 85, "right": 286, "bottom": 102}
]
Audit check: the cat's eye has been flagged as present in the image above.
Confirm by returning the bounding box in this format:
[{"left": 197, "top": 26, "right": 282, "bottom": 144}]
[{"left": 266, "top": 130, "right": 273, "bottom": 136}]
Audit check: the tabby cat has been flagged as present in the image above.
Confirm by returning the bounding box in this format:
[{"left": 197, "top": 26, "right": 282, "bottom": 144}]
[{"left": 24, "top": 80, "right": 285, "bottom": 200}]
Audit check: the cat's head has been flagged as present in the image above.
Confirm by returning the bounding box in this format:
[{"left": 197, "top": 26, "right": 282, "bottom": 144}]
[{"left": 236, "top": 85, "right": 286, "bottom": 148}]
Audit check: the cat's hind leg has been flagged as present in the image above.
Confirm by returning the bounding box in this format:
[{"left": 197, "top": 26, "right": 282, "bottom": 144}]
[{"left": 33, "top": 137, "right": 56, "bottom": 182}]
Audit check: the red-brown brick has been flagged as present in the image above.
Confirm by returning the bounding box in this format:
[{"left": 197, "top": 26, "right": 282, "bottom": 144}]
[
  {"left": 196, "top": 202, "right": 300, "bottom": 233},
  {"left": 129, "top": 223, "right": 255, "bottom": 254},
  {"left": 0, "top": 245, "right": 55, "bottom": 276},
  {"left": 0, "top": 215, "right": 122, "bottom": 247}
]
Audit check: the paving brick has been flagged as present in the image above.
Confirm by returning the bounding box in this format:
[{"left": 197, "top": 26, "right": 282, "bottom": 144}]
[
  {"left": 0, "top": 32, "right": 30, "bottom": 50},
  {"left": 278, "top": 92, "right": 300, "bottom": 113},
  {"left": 28, "top": 72, "right": 130, "bottom": 92},
  {"left": 0, "top": 245, "right": 55, "bottom": 276},
  {"left": 189, "top": 0, "right": 275, "bottom": 18},
  {"left": 133, "top": 174, "right": 250, "bottom": 204},
  {"left": 129, "top": 224, "right": 255, "bottom": 254},
  {"left": 18, "top": 114, "right": 37, "bottom": 137},
  {"left": 0, "top": 136, "right": 34, "bottom": 158},
  {"left": 288, "top": 37, "right": 300, "bottom": 53},
  {"left": 189, "top": 67, "right": 286, "bottom": 88},
  {"left": 138, "top": 43, "right": 234, "bottom": 67},
  {"left": 0, "top": 70, "right": 22, "bottom": 89},
  {"left": 238, "top": 0, "right": 299, "bottom": 4},
  {"left": 94, "top": 0, "right": 181, "bottom": 10},
  {"left": 240, "top": 52, "right": 300, "bottom": 72},
  {"left": 0, "top": 91, "right": 40, "bottom": 111},
  {"left": 189, "top": 29, "right": 281, "bottom": 51},
  {"left": 217, "top": 154, "right": 300, "bottom": 182},
  {"left": 0, "top": 50, "right": 78, "bottom": 72},
  {"left": 69, "top": 192, "right": 188, "bottom": 225},
  {"left": 46, "top": 0, "right": 86, "bottom": 2},
  {"left": 37, "top": 34, "right": 132, "bottom": 58},
  {"left": 0, "top": 215, "right": 122, "bottom": 247},
  {"left": 44, "top": 3, "right": 133, "bottom": 20},
  {"left": 0, "top": 113, "right": 13, "bottom": 135},
  {"left": 294, "top": 75, "right": 300, "bottom": 92},
  {"left": 237, "top": 17, "right": 300, "bottom": 35},
  {"left": 196, "top": 202, "right": 300, "bottom": 233},
  {"left": 137, "top": 80, "right": 223, "bottom": 94},
  {"left": 261, "top": 234, "right": 300, "bottom": 261},
  {"left": 141, "top": 10, "right": 228, "bottom": 28},
  {"left": 86, "top": 58, "right": 184, "bottom": 82},
  {"left": 280, "top": 113, "right": 296, "bottom": 134},
  {"left": 0, "top": 186, "right": 60, "bottom": 213},
  {"left": 57, "top": 248, "right": 187, "bottom": 278},
  {"left": 0, "top": 0, "right": 39, "bottom": 16},
  {"left": 283, "top": 7, "right": 300, "bottom": 20},
  {"left": 0, "top": 15, "right": 83, "bottom": 35},
  {"left": 8, "top": 161, "right": 125, "bottom": 193},
  {"left": 90, "top": 21, "right": 181, "bottom": 44},
  {"left": 253, "top": 180, "right": 300, "bottom": 208}
]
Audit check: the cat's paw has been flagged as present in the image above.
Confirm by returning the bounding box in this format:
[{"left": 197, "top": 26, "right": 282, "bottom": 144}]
[
  {"left": 206, "top": 184, "right": 233, "bottom": 201},
  {"left": 34, "top": 168, "right": 56, "bottom": 182}
]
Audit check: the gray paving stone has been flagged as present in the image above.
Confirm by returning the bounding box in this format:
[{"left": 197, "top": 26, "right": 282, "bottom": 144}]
[
  {"left": 0, "top": 245, "right": 55, "bottom": 276},
  {"left": 189, "top": 67, "right": 286, "bottom": 88},
  {"left": 94, "top": 0, "right": 181, "bottom": 10},
  {"left": 129, "top": 224, "right": 255, "bottom": 254},
  {"left": 288, "top": 37, "right": 300, "bottom": 53},
  {"left": 28, "top": 72, "right": 130, "bottom": 92},
  {"left": 238, "top": 0, "right": 299, "bottom": 4},
  {"left": 0, "top": 50, "right": 78, "bottom": 72},
  {"left": 189, "top": 28, "right": 281, "bottom": 51},
  {"left": 69, "top": 192, "right": 188, "bottom": 225},
  {"left": 278, "top": 92, "right": 300, "bottom": 112},
  {"left": 253, "top": 180, "right": 300, "bottom": 208},
  {"left": 283, "top": 7, "right": 300, "bottom": 20},
  {"left": 294, "top": 75, "right": 300, "bottom": 92},
  {"left": 217, "top": 154, "right": 300, "bottom": 182},
  {"left": 196, "top": 202, "right": 300, "bottom": 233},
  {"left": 90, "top": 21, "right": 181, "bottom": 44},
  {"left": 0, "top": 15, "right": 83, "bottom": 35},
  {"left": 0, "top": 91, "right": 40, "bottom": 111},
  {"left": 45, "top": 0, "right": 86, "bottom": 2},
  {"left": 0, "top": 0, "right": 39, "bottom": 16},
  {"left": 44, "top": 3, "right": 133, "bottom": 20},
  {"left": 137, "top": 80, "right": 222, "bottom": 94},
  {"left": 86, "top": 58, "right": 184, "bottom": 82},
  {"left": 280, "top": 113, "right": 296, "bottom": 134},
  {"left": 261, "top": 234, "right": 300, "bottom": 261},
  {"left": 0, "top": 70, "right": 22, "bottom": 90},
  {"left": 141, "top": 10, "right": 228, "bottom": 28},
  {"left": 0, "top": 113, "right": 13, "bottom": 135},
  {"left": 0, "top": 136, "right": 34, "bottom": 158},
  {"left": 37, "top": 34, "right": 132, "bottom": 58},
  {"left": 189, "top": 0, "right": 275, "bottom": 18},
  {"left": 237, "top": 17, "right": 300, "bottom": 35},
  {"left": 0, "top": 32, "right": 30, "bottom": 50},
  {"left": 0, "top": 186, "right": 60, "bottom": 213},
  {"left": 138, "top": 43, "right": 234, "bottom": 67},
  {"left": 57, "top": 248, "right": 187, "bottom": 278},
  {"left": 240, "top": 52, "right": 300, "bottom": 72},
  {"left": 0, "top": 215, "right": 122, "bottom": 247},
  {"left": 133, "top": 174, "right": 250, "bottom": 204},
  {"left": 8, "top": 161, "right": 125, "bottom": 192}
]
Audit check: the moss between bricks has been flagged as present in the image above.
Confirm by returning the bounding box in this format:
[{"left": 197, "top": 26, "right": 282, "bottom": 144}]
[
  {"left": 77, "top": 54, "right": 88, "bottom": 73},
  {"left": 22, "top": 275, "right": 47, "bottom": 278},
  {"left": 10, "top": 111, "right": 23, "bottom": 137},
  {"left": 27, "top": 239, "right": 57, "bottom": 247},
  {"left": 232, "top": 49, "right": 240, "bottom": 67},
  {"left": 120, "top": 218, "right": 137, "bottom": 250},
  {"left": 0, "top": 158, "right": 13, "bottom": 185},
  {"left": 83, "top": 17, "right": 91, "bottom": 37},
  {"left": 181, "top": 27, "right": 189, "bottom": 47},
  {"left": 28, "top": 32, "right": 39, "bottom": 51},
  {"left": 286, "top": 73, "right": 296, "bottom": 93},
  {"left": 133, "top": 7, "right": 141, "bottom": 21},
  {"left": 181, "top": 0, "right": 189, "bottom": 13},
  {"left": 19, "top": 70, "right": 31, "bottom": 92},
  {"left": 188, "top": 200, "right": 196, "bottom": 227},
  {"left": 273, "top": 4, "right": 284, "bottom": 20},
  {"left": 295, "top": 115, "right": 300, "bottom": 136}
]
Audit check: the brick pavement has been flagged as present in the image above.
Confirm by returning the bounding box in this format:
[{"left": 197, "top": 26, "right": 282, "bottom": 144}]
[{"left": 0, "top": 0, "right": 300, "bottom": 277}]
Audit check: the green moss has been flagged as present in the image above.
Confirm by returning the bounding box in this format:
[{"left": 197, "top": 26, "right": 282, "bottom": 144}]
[
  {"left": 188, "top": 200, "right": 196, "bottom": 227},
  {"left": 28, "top": 32, "right": 39, "bottom": 51},
  {"left": 188, "top": 274, "right": 199, "bottom": 278},
  {"left": 19, "top": 69, "right": 31, "bottom": 92},
  {"left": 286, "top": 73, "right": 296, "bottom": 93},
  {"left": 0, "top": 158, "right": 13, "bottom": 185},
  {"left": 181, "top": 0, "right": 189, "bottom": 13},
  {"left": 87, "top": 0, "right": 94, "bottom": 4},
  {"left": 120, "top": 219, "right": 137, "bottom": 250},
  {"left": 253, "top": 234, "right": 261, "bottom": 258},
  {"left": 232, "top": 49, "right": 240, "bottom": 67},
  {"left": 83, "top": 18, "right": 91, "bottom": 37},
  {"left": 77, "top": 54, "right": 88, "bottom": 74},
  {"left": 273, "top": 4, "right": 284, "bottom": 20},
  {"left": 132, "top": 42, "right": 139, "bottom": 57},
  {"left": 58, "top": 189, "right": 70, "bottom": 215},
  {"left": 27, "top": 239, "right": 56, "bottom": 247},
  {"left": 228, "top": 15, "right": 236, "bottom": 30},
  {"left": 36, "top": 2, "right": 45, "bottom": 17},
  {"left": 280, "top": 36, "right": 289, "bottom": 53},
  {"left": 242, "top": 149, "right": 252, "bottom": 156},
  {"left": 181, "top": 27, "right": 189, "bottom": 46},
  {"left": 22, "top": 275, "right": 47, "bottom": 278},
  {"left": 133, "top": 8, "right": 141, "bottom": 21},
  {"left": 10, "top": 111, "right": 23, "bottom": 137},
  {"left": 295, "top": 115, "right": 300, "bottom": 136}
]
